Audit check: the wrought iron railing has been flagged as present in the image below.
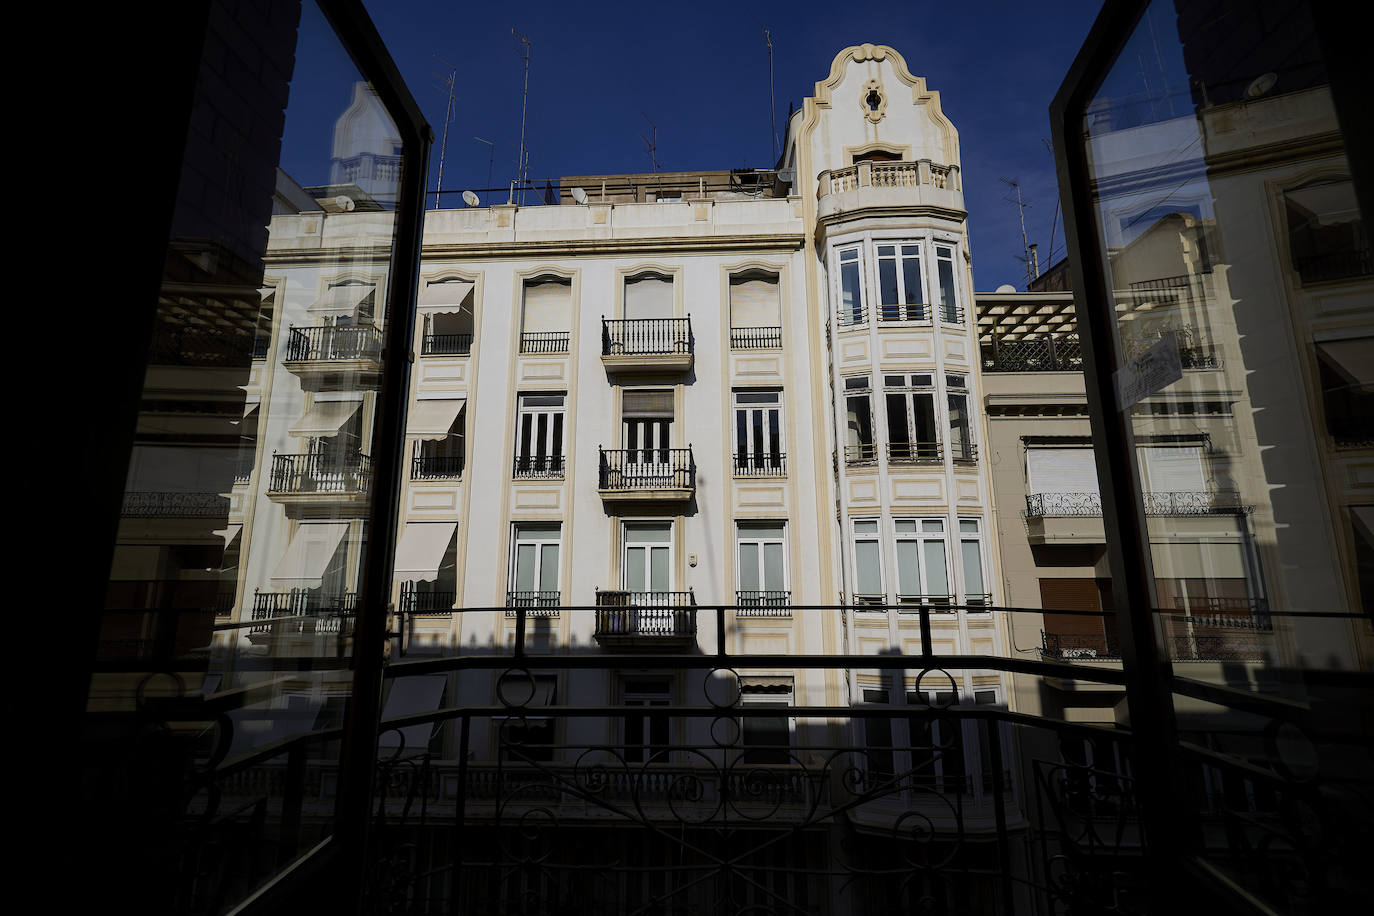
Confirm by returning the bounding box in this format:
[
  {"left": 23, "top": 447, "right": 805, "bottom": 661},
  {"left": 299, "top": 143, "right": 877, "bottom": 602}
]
[
  {"left": 398, "top": 586, "right": 456, "bottom": 616},
  {"left": 598, "top": 447, "right": 695, "bottom": 491},
  {"left": 594, "top": 590, "right": 697, "bottom": 639},
  {"left": 729, "top": 326, "right": 783, "bottom": 349},
  {"left": 877, "top": 303, "right": 928, "bottom": 322},
  {"left": 251, "top": 336, "right": 271, "bottom": 360},
  {"left": 601, "top": 317, "right": 692, "bottom": 356},
  {"left": 233, "top": 452, "right": 255, "bottom": 483},
  {"left": 981, "top": 336, "right": 1084, "bottom": 372},
  {"left": 120, "top": 491, "right": 227, "bottom": 518},
  {"left": 1024, "top": 492, "right": 1102, "bottom": 517},
  {"left": 836, "top": 305, "right": 868, "bottom": 327},
  {"left": 421, "top": 333, "right": 472, "bottom": 356},
  {"left": 519, "top": 331, "right": 570, "bottom": 354},
  {"left": 951, "top": 441, "right": 978, "bottom": 463},
  {"left": 411, "top": 454, "right": 464, "bottom": 479},
  {"left": 512, "top": 454, "right": 565, "bottom": 478},
  {"left": 1294, "top": 247, "right": 1372, "bottom": 284},
  {"left": 505, "top": 590, "right": 561, "bottom": 617},
  {"left": 249, "top": 591, "right": 357, "bottom": 634},
  {"left": 268, "top": 452, "right": 371, "bottom": 494},
  {"left": 285, "top": 325, "right": 383, "bottom": 361},
  {"left": 735, "top": 590, "right": 792, "bottom": 617},
  {"left": 844, "top": 443, "right": 877, "bottom": 464},
  {"left": 732, "top": 452, "right": 786, "bottom": 476},
  {"left": 1026, "top": 490, "right": 1248, "bottom": 518},
  {"left": 887, "top": 441, "right": 942, "bottom": 463},
  {"left": 148, "top": 323, "right": 256, "bottom": 367},
  {"left": 938, "top": 303, "right": 964, "bottom": 325},
  {"left": 1041, "top": 630, "right": 1120, "bottom": 660},
  {"left": 896, "top": 595, "right": 956, "bottom": 614}
]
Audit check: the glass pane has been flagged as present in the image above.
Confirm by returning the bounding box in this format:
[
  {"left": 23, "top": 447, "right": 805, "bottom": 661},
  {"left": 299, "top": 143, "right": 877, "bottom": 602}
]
[
  {"left": 650, "top": 545, "right": 670, "bottom": 591},
  {"left": 626, "top": 547, "right": 646, "bottom": 592},
  {"left": 740, "top": 543, "right": 760, "bottom": 591},
  {"left": 896, "top": 539, "right": 921, "bottom": 595},
  {"left": 539, "top": 543, "right": 559, "bottom": 592},
  {"left": 515, "top": 544, "right": 536, "bottom": 591},
  {"left": 914, "top": 393, "right": 938, "bottom": 444},
  {"left": 854, "top": 520, "right": 879, "bottom": 535},
  {"left": 627, "top": 524, "right": 672, "bottom": 544},
  {"left": 856, "top": 540, "right": 881, "bottom": 594},
  {"left": 878, "top": 256, "right": 899, "bottom": 305},
  {"left": 961, "top": 539, "right": 984, "bottom": 595},
  {"left": 886, "top": 394, "right": 911, "bottom": 446},
  {"left": 922, "top": 519, "right": 944, "bottom": 533},
  {"left": 960, "top": 519, "right": 979, "bottom": 535},
  {"left": 937, "top": 256, "right": 956, "bottom": 320},
  {"left": 840, "top": 257, "right": 862, "bottom": 320},
  {"left": 902, "top": 252, "right": 924, "bottom": 306},
  {"left": 923, "top": 540, "right": 949, "bottom": 595},
  {"left": 764, "top": 543, "right": 785, "bottom": 590},
  {"left": 895, "top": 520, "right": 917, "bottom": 534}
]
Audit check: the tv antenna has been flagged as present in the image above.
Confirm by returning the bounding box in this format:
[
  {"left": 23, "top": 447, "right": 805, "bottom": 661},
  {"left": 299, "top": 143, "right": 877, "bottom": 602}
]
[
  {"left": 433, "top": 57, "right": 457, "bottom": 210},
  {"left": 749, "top": 12, "right": 778, "bottom": 163},
  {"left": 641, "top": 113, "right": 661, "bottom": 174},
  {"left": 474, "top": 137, "right": 495, "bottom": 196},
  {"left": 512, "top": 29, "right": 532, "bottom": 204},
  {"left": 1000, "top": 177, "right": 1034, "bottom": 287}
]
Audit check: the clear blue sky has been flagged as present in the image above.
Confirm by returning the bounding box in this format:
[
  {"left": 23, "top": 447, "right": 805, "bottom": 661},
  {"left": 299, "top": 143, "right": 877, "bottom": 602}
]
[{"left": 352, "top": 0, "right": 1104, "bottom": 291}]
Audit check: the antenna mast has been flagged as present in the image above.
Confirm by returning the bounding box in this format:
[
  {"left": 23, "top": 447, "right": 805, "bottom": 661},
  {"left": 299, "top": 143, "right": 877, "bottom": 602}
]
[
  {"left": 1000, "top": 177, "right": 1034, "bottom": 288},
  {"left": 764, "top": 27, "right": 777, "bottom": 163},
  {"left": 474, "top": 136, "right": 495, "bottom": 196},
  {"left": 512, "top": 29, "right": 532, "bottom": 205},
  {"left": 640, "top": 113, "right": 661, "bottom": 173},
  {"left": 433, "top": 60, "right": 457, "bottom": 210}
]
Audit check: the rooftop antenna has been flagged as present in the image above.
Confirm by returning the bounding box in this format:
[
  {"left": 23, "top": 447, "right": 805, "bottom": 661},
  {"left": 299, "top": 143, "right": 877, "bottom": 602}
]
[
  {"left": 473, "top": 136, "right": 495, "bottom": 196},
  {"left": 1000, "top": 176, "right": 1034, "bottom": 288},
  {"left": 640, "top": 113, "right": 661, "bottom": 174},
  {"left": 1042, "top": 138, "right": 1061, "bottom": 269},
  {"left": 749, "top": 11, "right": 778, "bottom": 163},
  {"left": 432, "top": 58, "right": 457, "bottom": 210},
  {"left": 512, "top": 29, "right": 532, "bottom": 205}
]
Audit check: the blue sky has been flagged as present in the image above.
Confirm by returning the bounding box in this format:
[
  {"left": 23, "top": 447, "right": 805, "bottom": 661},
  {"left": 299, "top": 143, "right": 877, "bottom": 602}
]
[{"left": 349, "top": 0, "right": 1104, "bottom": 291}]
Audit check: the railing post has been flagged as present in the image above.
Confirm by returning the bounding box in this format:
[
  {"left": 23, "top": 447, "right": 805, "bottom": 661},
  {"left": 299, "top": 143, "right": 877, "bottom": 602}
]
[{"left": 988, "top": 716, "right": 1013, "bottom": 908}]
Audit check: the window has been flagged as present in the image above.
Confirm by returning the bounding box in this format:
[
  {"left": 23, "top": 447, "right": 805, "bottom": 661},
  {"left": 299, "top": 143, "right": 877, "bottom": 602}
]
[
  {"left": 959, "top": 519, "right": 990, "bottom": 608},
  {"left": 861, "top": 687, "right": 896, "bottom": 784},
  {"left": 837, "top": 247, "right": 865, "bottom": 325},
  {"left": 623, "top": 522, "right": 672, "bottom": 594},
  {"left": 418, "top": 278, "right": 474, "bottom": 355},
  {"left": 737, "top": 522, "right": 788, "bottom": 613},
  {"left": 411, "top": 404, "right": 465, "bottom": 479},
  {"left": 935, "top": 246, "right": 959, "bottom": 323},
  {"left": 622, "top": 677, "right": 672, "bottom": 764},
  {"left": 884, "top": 374, "right": 939, "bottom": 461},
  {"left": 623, "top": 273, "right": 673, "bottom": 320},
  {"left": 844, "top": 376, "right": 875, "bottom": 463},
  {"left": 1025, "top": 446, "right": 1101, "bottom": 515},
  {"left": 733, "top": 389, "right": 784, "bottom": 475},
  {"left": 852, "top": 519, "right": 883, "bottom": 605},
  {"left": 908, "top": 689, "right": 966, "bottom": 793},
  {"left": 498, "top": 674, "right": 558, "bottom": 763},
  {"left": 622, "top": 389, "right": 674, "bottom": 470},
  {"left": 514, "top": 393, "right": 565, "bottom": 477},
  {"left": 946, "top": 374, "right": 974, "bottom": 461},
  {"left": 729, "top": 270, "right": 782, "bottom": 349},
  {"left": 1315, "top": 339, "right": 1374, "bottom": 448},
  {"left": 894, "top": 519, "right": 951, "bottom": 611},
  {"left": 740, "top": 679, "right": 792, "bottom": 765},
  {"left": 875, "top": 243, "right": 927, "bottom": 321},
  {"left": 520, "top": 276, "right": 571, "bottom": 353},
  {"left": 1285, "top": 179, "right": 1370, "bottom": 284},
  {"left": 509, "top": 523, "right": 560, "bottom": 613}
]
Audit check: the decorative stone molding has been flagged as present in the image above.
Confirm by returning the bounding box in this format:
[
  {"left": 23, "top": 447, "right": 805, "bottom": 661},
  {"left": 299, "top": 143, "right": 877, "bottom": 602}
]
[{"left": 860, "top": 78, "right": 887, "bottom": 123}]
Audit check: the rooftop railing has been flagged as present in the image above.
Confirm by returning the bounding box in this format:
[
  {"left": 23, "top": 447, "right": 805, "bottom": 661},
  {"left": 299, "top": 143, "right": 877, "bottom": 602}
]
[
  {"left": 285, "top": 325, "right": 383, "bottom": 362},
  {"left": 601, "top": 317, "right": 692, "bottom": 356},
  {"left": 981, "top": 336, "right": 1084, "bottom": 372}
]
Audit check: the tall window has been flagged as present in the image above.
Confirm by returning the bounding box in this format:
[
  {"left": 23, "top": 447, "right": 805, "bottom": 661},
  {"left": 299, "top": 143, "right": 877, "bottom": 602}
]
[
  {"left": 884, "top": 373, "right": 939, "bottom": 461},
  {"left": 946, "top": 373, "right": 974, "bottom": 461},
  {"left": 520, "top": 276, "right": 571, "bottom": 353},
  {"left": 737, "top": 522, "right": 788, "bottom": 613},
  {"left": 411, "top": 404, "right": 465, "bottom": 479},
  {"left": 729, "top": 270, "right": 782, "bottom": 349},
  {"left": 844, "top": 376, "right": 875, "bottom": 463},
  {"left": 959, "top": 519, "right": 990, "bottom": 608},
  {"left": 733, "top": 389, "right": 784, "bottom": 474},
  {"left": 740, "top": 679, "right": 792, "bottom": 765},
  {"left": 861, "top": 686, "right": 896, "bottom": 783},
  {"left": 514, "top": 393, "right": 565, "bottom": 477},
  {"left": 622, "top": 677, "right": 671, "bottom": 764},
  {"left": 509, "top": 523, "right": 560, "bottom": 610},
  {"left": 623, "top": 522, "right": 672, "bottom": 594},
  {"left": 876, "top": 243, "right": 927, "bottom": 321},
  {"left": 852, "top": 519, "right": 883, "bottom": 605},
  {"left": 837, "top": 247, "right": 865, "bottom": 325},
  {"left": 499, "top": 674, "right": 557, "bottom": 762},
  {"left": 935, "top": 245, "right": 959, "bottom": 323},
  {"left": 908, "top": 688, "right": 965, "bottom": 793},
  {"left": 895, "top": 519, "right": 951, "bottom": 611},
  {"left": 1285, "top": 178, "right": 1370, "bottom": 284},
  {"left": 622, "top": 389, "right": 674, "bottom": 466},
  {"left": 623, "top": 273, "right": 674, "bottom": 320}
]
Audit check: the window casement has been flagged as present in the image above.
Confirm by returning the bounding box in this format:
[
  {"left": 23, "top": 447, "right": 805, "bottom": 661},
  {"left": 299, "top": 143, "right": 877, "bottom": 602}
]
[
  {"left": 514, "top": 392, "right": 565, "bottom": 477},
  {"left": 861, "top": 686, "right": 897, "bottom": 786},
  {"left": 958, "top": 518, "right": 991, "bottom": 609},
  {"left": 1284, "top": 178, "right": 1370, "bottom": 285},
  {"left": 497, "top": 673, "right": 558, "bottom": 763},
  {"left": 851, "top": 518, "right": 884, "bottom": 606},
  {"left": 843, "top": 376, "right": 875, "bottom": 464},
  {"left": 875, "top": 243, "right": 928, "bottom": 322},
  {"left": 736, "top": 522, "right": 788, "bottom": 615},
  {"left": 739, "top": 679, "right": 792, "bottom": 765},
  {"left": 894, "top": 518, "right": 952, "bottom": 612},
  {"left": 733, "top": 389, "right": 784, "bottom": 476},
  {"left": 411, "top": 404, "right": 465, "bottom": 479},
  {"left": 623, "top": 272, "right": 674, "bottom": 321},
  {"left": 520, "top": 276, "right": 571, "bottom": 354},
  {"left": 622, "top": 522, "right": 673, "bottom": 595},
  {"left": 621, "top": 676, "right": 672, "bottom": 764},
  {"left": 836, "top": 247, "right": 866, "bottom": 326},
  {"left": 622, "top": 388, "right": 674, "bottom": 476},
  {"left": 884, "top": 373, "right": 940, "bottom": 462},
  {"left": 728, "top": 270, "right": 783, "bottom": 350},
  {"left": 508, "top": 523, "right": 560, "bottom": 614},
  {"left": 934, "top": 245, "right": 961, "bottom": 324},
  {"left": 946, "top": 373, "right": 976, "bottom": 462},
  {"left": 417, "top": 278, "right": 474, "bottom": 356}
]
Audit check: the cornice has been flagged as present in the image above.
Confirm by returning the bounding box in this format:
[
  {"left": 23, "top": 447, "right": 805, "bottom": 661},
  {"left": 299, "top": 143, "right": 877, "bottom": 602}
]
[{"left": 418, "top": 233, "right": 806, "bottom": 260}]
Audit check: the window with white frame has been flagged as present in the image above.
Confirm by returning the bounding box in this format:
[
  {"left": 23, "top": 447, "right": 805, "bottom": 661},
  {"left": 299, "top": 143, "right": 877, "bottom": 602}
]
[
  {"left": 509, "top": 523, "right": 560, "bottom": 613},
  {"left": 958, "top": 519, "right": 990, "bottom": 608},
  {"left": 935, "top": 245, "right": 960, "bottom": 323},
  {"left": 884, "top": 373, "right": 940, "bottom": 461},
  {"left": 520, "top": 276, "right": 571, "bottom": 353},
  {"left": 622, "top": 677, "right": 672, "bottom": 764},
  {"left": 733, "top": 389, "right": 784, "bottom": 475},
  {"left": 622, "top": 389, "right": 674, "bottom": 468},
  {"left": 837, "top": 247, "right": 865, "bottom": 325},
  {"left": 740, "top": 679, "right": 792, "bottom": 765},
  {"left": 852, "top": 518, "right": 883, "bottom": 606},
  {"left": 514, "top": 392, "right": 565, "bottom": 477},
  {"left": 894, "top": 519, "right": 952, "bottom": 611},
  {"left": 736, "top": 522, "right": 788, "bottom": 614},
  {"left": 875, "top": 243, "right": 927, "bottom": 321},
  {"left": 728, "top": 270, "right": 782, "bottom": 349},
  {"left": 623, "top": 522, "right": 673, "bottom": 595},
  {"left": 844, "top": 376, "right": 875, "bottom": 463},
  {"left": 946, "top": 373, "right": 975, "bottom": 461}
]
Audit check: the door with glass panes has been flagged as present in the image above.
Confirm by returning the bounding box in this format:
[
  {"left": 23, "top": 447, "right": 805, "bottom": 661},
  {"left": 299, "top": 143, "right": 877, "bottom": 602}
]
[
  {"left": 622, "top": 390, "right": 673, "bottom": 484},
  {"left": 623, "top": 522, "right": 673, "bottom": 632},
  {"left": 511, "top": 523, "right": 560, "bottom": 611}
]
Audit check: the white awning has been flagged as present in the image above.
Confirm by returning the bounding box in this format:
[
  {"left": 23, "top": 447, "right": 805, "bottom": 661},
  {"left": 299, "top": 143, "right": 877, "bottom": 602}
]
[
  {"left": 1317, "top": 339, "right": 1374, "bottom": 388},
  {"left": 288, "top": 399, "right": 362, "bottom": 438},
  {"left": 394, "top": 522, "right": 457, "bottom": 581},
  {"left": 418, "top": 279, "right": 473, "bottom": 309},
  {"left": 309, "top": 284, "right": 375, "bottom": 313},
  {"left": 407, "top": 398, "right": 465, "bottom": 440},
  {"left": 377, "top": 675, "right": 447, "bottom": 750},
  {"left": 270, "top": 522, "right": 350, "bottom": 589}
]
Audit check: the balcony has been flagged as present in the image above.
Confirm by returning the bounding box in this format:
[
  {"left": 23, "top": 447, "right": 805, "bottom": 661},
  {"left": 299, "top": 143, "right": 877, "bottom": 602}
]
[
  {"left": 398, "top": 586, "right": 456, "bottom": 617},
  {"left": 601, "top": 317, "right": 693, "bottom": 372},
  {"left": 844, "top": 443, "right": 877, "bottom": 466},
  {"left": 594, "top": 590, "right": 697, "bottom": 649},
  {"left": 886, "top": 442, "right": 941, "bottom": 465},
  {"left": 1025, "top": 490, "right": 1247, "bottom": 519},
  {"left": 816, "top": 160, "right": 963, "bottom": 224},
  {"left": 411, "top": 455, "right": 464, "bottom": 479},
  {"left": 729, "top": 326, "right": 782, "bottom": 350},
  {"left": 250, "top": 591, "right": 356, "bottom": 636},
  {"left": 981, "top": 337, "right": 1083, "bottom": 373},
  {"left": 420, "top": 333, "right": 472, "bottom": 356},
  {"left": 598, "top": 448, "right": 695, "bottom": 501},
  {"left": 520, "top": 331, "right": 569, "bottom": 354},
  {"left": 513, "top": 455, "right": 565, "bottom": 479},
  {"left": 505, "top": 590, "right": 560, "bottom": 617},
  {"left": 733, "top": 452, "right": 786, "bottom": 477},
  {"left": 1041, "top": 612, "right": 1272, "bottom": 663},
  {"left": 266, "top": 453, "right": 371, "bottom": 513},
  {"left": 282, "top": 325, "right": 383, "bottom": 389},
  {"left": 736, "top": 590, "right": 791, "bottom": 617}
]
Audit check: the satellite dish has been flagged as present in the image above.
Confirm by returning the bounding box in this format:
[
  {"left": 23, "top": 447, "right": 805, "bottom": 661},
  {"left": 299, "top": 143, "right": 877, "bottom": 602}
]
[
  {"left": 1246, "top": 72, "right": 1277, "bottom": 99},
  {"left": 334, "top": 195, "right": 356, "bottom": 212},
  {"left": 462, "top": 190, "right": 480, "bottom": 207},
  {"left": 571, "top": 186, "right": 589, "bottom": 205}
]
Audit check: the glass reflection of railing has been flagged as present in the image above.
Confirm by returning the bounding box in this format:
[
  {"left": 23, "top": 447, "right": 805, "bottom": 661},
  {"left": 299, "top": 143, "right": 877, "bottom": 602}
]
[
  {"left": 735, "top": 590, "right": 792, "bottom": 617},
  {"left": 268, "top": 453, "right": 371, "bottom": 494},
  {"left": 1026, "top": 490, "right": 1249, "bottom": 518},
  {"left": 505, "top": 590, "right": 561, "bottom": 617},
  {"left": 421, "top": 333, "right": 472, "bottom": 356},
  {"left": 1294, "top": 248, "right": 1372, "bottom": 285},
  {"left": 399, "top": 587, "right": 456, "bottom": 616},
  {"left": 249, "top": 591, "right": 357, "bottom": 635},
  {"left": 285, "top": 325, "right": 383, "bottom": 362},
  {"left": 148, "top": 323, "right": 256, "bottom": 367},
  {"left": 950, "top": 441, "right": 978, "bottom": 463},
  {"left": 120, "top": 491, "right": 227, "bottom": 518},
  {"left": 729, "top": 326, "right": 783, "bottom": 349}
]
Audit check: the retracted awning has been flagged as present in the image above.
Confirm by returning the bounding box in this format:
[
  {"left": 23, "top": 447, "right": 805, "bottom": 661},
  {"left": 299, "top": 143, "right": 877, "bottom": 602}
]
[
  {"left": 407, "top": 398, "right": 465, "bottom": 440},
  {"left": 1317, "top": 339, "right": 1374, "bottom": 388},
  {"left": 269, "top": 522, "right": 350, "bottom": 590},
  {"left": 213, "top": 524, "right": 242, "bottom": 549},
  {"left": 377, "top": 675, "right": 448, "bottom": 750},
  {"left": 288, "top": 398, "right": 362, "bottom": 438},
  {"left": 394, "top": 522, "right": 457, "bottom": 581},
  {"left": 418, "top": 280, "right": 473, "bottom": 309},
  {"left": 309, "top": 284, "right": 375, "bottom": 313}
]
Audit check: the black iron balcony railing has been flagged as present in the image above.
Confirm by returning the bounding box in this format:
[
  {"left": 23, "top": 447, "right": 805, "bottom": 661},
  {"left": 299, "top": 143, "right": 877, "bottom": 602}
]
[
  {"left": 120, "top": 491, "right": 227, "bottom": 518},
  {"left": 398, "top": 586, "right": 456, "bottom": 616},
  {"left": 520, "top": 331, "right": 570, "bottom": 354},
  {"left": 512, "top": 454, "right": 565, "bottom": 478},
  {"left": 1024, "top": 492, "right": 1101, "bottom": 517},
  {"left": 950, "top": 441, "right": 978, "bottom": 463},
  {"left": 233, "top": 452, "right": 255, "bottom": 484},
  {"left": 268, "top": 453, "right": 371, "bottom": 494},
  {"left": 411, "top": 454, "right": 464, "bottom": 479},
  {"left": 1025, "top": 490, "right": 1250, "bottom": 518},
  {"left": 896, "top": 595, "right": 955, "bottom": 614},
  {"left": 981, "top": 336, "right": 1083, "bottom": 372},
  {"left": 1041, "top": 630, "right": 1120, "bottom": 660},
  {"left": 1042, "top": 622, "right": 1272, "bottom": 663},
  {"left": 733, "top": 452, "right": 786, "bottom": 476},
  {"left": 729, "top": 326, "right": 782, "bottom": 349},
  {"left": 504, "top": 590, "right": 561, "bottom": 617},
  {"left": 887, "top": 441, "right": 942, "bottom": 463},
  {"left": 844, "top": 443, "right": 877, "bottom": 464},
  {"left": 1294, "top": 247, "right": 1372, "bottom": 285},
  {"left": 601, "top": 317, "right": 692, "bottom": 356},
  {"left": 594, "top": 590, "right": 697, "bottom": 639},
  {"left": 736, "top": 590, "right": 792, "bottom": 617},
  {"left": 285, "top": 324, "right": 383, "bottom": 362},
  {"left": 836, "top": 306, "right": 868, "bottom": 327},
  {"left": 251, "top": 335, "right": 271, "bottom": 360},
  {"left": 1329, "top": 418, "right": 1374, "bottom": 449},
  {"left": 421, "top": 333, "right": 472, "bottom": 356},
  {"left": 148, "top": 324, "right": 256, "bottom": 367},
  {"left": 877, "top": 302, "right": 928, "bottom": 322},
  {"left": 599, "top": 447, "right": 695, "bottom": 490},
  {"left": 250, "top": 591, "right": 357, "bottom": 634}
]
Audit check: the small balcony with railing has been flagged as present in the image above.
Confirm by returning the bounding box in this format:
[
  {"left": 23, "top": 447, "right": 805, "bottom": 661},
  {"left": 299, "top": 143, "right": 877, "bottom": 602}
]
[
  {"left": 411, "top": 454, "right": 464, "bottom": 480},
  {"left": 281, "top": 324, "right": 384, "bottom": 388},
  {"left": 733, "top": 452, "right": 786, "bottom": 478},
  {"left": 729, "top": 326, "right": 783, "bottom": 350},
  {"left": 601, "top": 317, "right": 693, "bottom": 372},
  {"left": 1040, "top": 602, "right": 1271, "bottom": 665},
  {"left": 512, "top": 454, "right": 565, "bottom": 479},
  {"left": 398, "top": 585, "right": 456, "bottom": 618},
  {"left": 505, "top": 590, "right": 561, "bottom": 618},
  {"left": 266, "top": 452, "right": 372, "bottom": 513},
  {"left": 598, "top": 447, "right": 695, "bottom": 501},
  {"left": 420, "top": 332, "right": 472, "bottom": 356},
  {"left": 519, "top": 331, "right": 570, "bottom": 354},
  {"left": 594, "top": 589, "right": 697, "bottom": 650},
  {"left": 1024, "top": 489, "right": 1248, "bottom": 544},
  {"left": 735, "top": 590, "right": 792, "bottom": 618},
  {"left": 816, "top": 159, "right": 963, "bottom": 221},
  {"left": 249, "top": 591, "right": 357, "bottom": 638},
  {"left": 886, "top": 441, "right": 942, "bottom": 466}
]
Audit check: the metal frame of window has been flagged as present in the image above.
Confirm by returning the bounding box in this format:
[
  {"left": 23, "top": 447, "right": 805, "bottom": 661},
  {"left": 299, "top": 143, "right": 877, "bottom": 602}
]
[
  {"left": 732, "top": 388, "right": 784, "bottom": 474},
  {"left": 851, "top": 517, "right": 884, "bottom": 605},
  {"left": 875, "top": 241, "right": 929, "bottom": 321}
]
